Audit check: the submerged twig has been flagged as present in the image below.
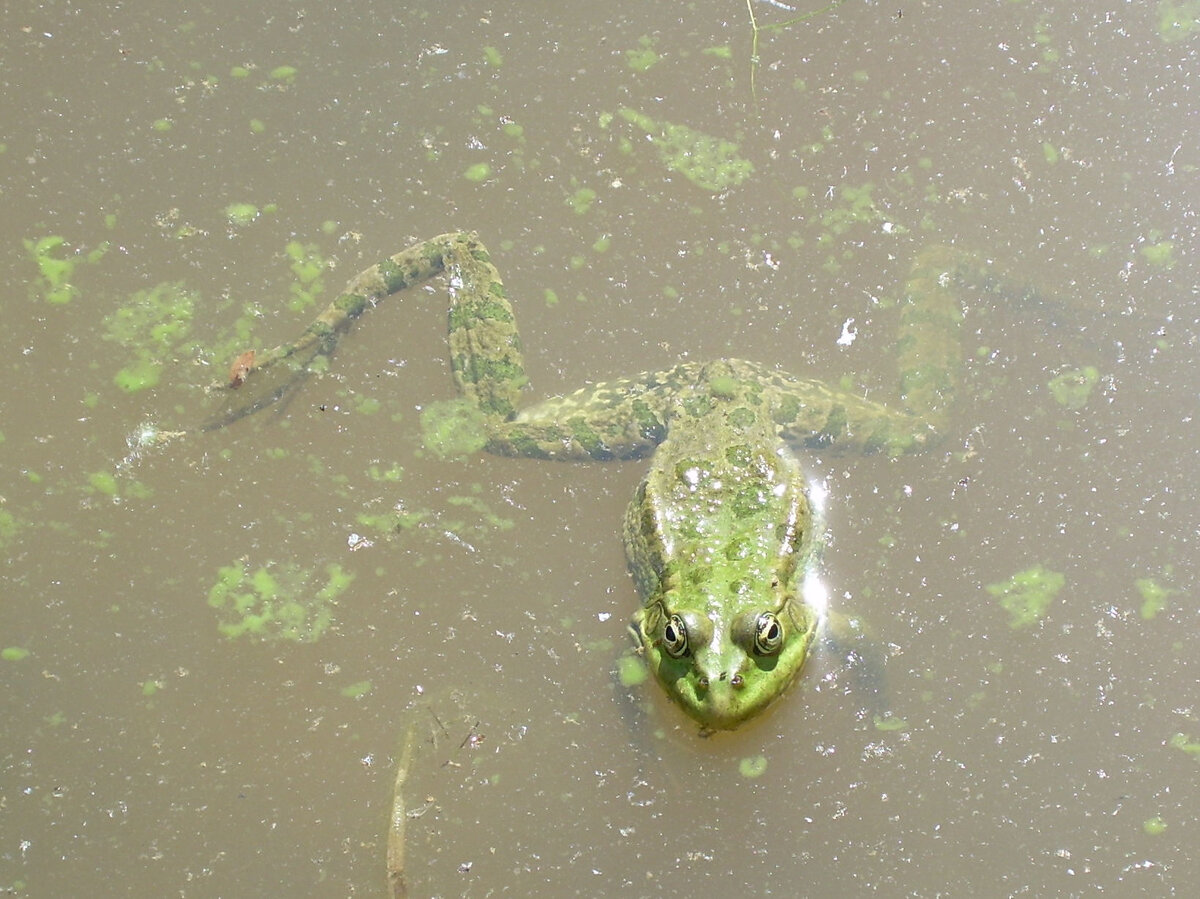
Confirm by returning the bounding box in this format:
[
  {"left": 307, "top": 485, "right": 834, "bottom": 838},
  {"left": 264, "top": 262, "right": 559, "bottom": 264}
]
[
  {"left": 745, "top": 0, "right": 849, "bottom": 106},
  {"left": 386, "top": 726, "right": 416, "bottom": 899}
]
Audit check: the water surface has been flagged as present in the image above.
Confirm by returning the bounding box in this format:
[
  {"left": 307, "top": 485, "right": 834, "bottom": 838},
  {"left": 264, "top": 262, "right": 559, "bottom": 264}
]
[{"left": 2, "top": 2, "right": 1198, "bottom": 895}]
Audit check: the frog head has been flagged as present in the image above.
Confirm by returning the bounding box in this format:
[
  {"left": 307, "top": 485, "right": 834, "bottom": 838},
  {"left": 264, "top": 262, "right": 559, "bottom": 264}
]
[{"left": 633, "top": 584, "right": 818, "bottom": 730}]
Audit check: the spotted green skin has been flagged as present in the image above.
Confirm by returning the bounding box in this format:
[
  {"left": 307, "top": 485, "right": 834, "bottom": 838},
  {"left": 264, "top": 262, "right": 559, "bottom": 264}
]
[
  {"left": 622, "top": 364, "right": 818, "bottom": 729},
  {"left": 230, "top": 233, "right": 978, "bottom": 729}
]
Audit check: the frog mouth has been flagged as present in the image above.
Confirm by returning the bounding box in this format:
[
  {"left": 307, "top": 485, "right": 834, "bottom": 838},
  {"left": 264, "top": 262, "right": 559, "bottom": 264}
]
[
  {"left": 673, "top": 667, "right": 779, "bottom": 730},
  {"left": 694, "top": 689, "right": 773, "bottom": 730}
]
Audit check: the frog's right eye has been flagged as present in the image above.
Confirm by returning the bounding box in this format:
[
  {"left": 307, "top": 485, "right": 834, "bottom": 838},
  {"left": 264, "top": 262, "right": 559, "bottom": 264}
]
[
  {"left": 662, "top": 614, "right": 690, "bottom": 658},
  {"left": 753, "top": 612, "right": 784, "bottom": 655}
]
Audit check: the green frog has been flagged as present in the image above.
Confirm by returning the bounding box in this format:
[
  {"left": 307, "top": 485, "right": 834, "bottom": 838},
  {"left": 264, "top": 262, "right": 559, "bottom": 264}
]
[{"left": 219, "top": 232, "right": 979, "bottom": 730}]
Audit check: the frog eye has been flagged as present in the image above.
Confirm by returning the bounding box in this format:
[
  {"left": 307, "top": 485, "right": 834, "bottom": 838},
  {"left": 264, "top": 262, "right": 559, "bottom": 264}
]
[
  {"left": 662, "top": 614, "right": 690, "bottom": 658},
  {"left": 753, "top": 612, "right": 784, "bottom": 655}
]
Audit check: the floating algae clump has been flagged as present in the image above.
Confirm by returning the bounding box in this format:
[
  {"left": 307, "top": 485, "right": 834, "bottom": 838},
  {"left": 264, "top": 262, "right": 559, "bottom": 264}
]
[
  {"left": 420, "top": 398, "right": 489, "bottom": 459},
  {"left": 613, "top": 107, "right": 754, "bottom": 192},
  {"left": 24, "top": 234, "right": 109, "bottom": 304},
  {"left": 1158, "top": 0, "right": 1200, "bottom": 43},
  {"left": 207, "top": 560, "right": 354, "bottom": 642},
  {"left": 1048, "top": 365, "right": 1100, "bottom": 410},
  {"left": 102, "top": 281, "right": 198, "bottom": 393},
  {"left": 986, "top": 564, "right": 1064, "bottom": 629},
  {"left": 223, "top": 202, "right": 260, "bottom": 227}
]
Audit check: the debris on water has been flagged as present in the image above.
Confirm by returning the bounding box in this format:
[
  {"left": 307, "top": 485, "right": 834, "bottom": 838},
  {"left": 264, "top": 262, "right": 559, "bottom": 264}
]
[
  {"left": 116, "top": 419, "right": 187, "bottom": 471},
  {"left": 228, "top": 349, "right": 256, "bottom": 388}
]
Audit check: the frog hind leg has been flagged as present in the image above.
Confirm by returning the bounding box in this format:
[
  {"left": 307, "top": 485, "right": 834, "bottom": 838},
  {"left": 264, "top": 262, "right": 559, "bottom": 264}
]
[
  {"left": 770, "top": 246, "right": 987, "bottom": 456},
  {"left": 441, "top": 234, "right": 527, "bottom": 422},
  {"left": 436, "top": 237, "right": 677, "bottom": 462},
  {"left": 206, "top": 227, "right": 672, "bottom": 463},
  {"left": 206, "top": 232, "right": 526, "bottom": 430},
  {"left": 895, "top": 245, "right": 979, "bottom": 426},
  {"left": 206, "top": 227, "right": 676, "bottom": 464}
]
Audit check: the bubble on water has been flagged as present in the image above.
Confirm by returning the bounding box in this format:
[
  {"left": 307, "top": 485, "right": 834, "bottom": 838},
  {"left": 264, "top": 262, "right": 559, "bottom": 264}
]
[{"left": 117, "top": 419, "right": 187, "bottom": 471}]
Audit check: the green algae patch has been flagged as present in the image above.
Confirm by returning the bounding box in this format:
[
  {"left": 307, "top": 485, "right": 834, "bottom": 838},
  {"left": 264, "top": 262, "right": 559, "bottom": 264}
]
[
  {"left": 356, "top": 505, "right": 430, "bottom": 537},
  {"left": 614, "top": 107, "right": 754, "bottom": 192},
  {"left": 1158, "top": 1, "right": 1200, "bottom": 42},
  {"left": 568, "top": 186, "right": 598, "bottom": 215},
  {"left": 1169, "top": 732, "right": 1200, "bottom": 760},
  {"left": 26, "top": 235, "right": 78, "bottom": 303},
  {"left": 482, "top": 46, "right": 503, "bottom": 67},
  {"left": 24, "top": 235, "right": 109, "bottom": 304},
  {"left": 224, "top": 202, "right": 260, "bottom": 227},
  {"left": 873, "top": 713, "right": 908, "bottom": 732},
  {"left": 986, "top": 564, "right": 1064, "bottom": 628},
  {"left": 269, "top": 64, "right": 298, "bottom": 84},
  {"left": 626, "top": 36, "right": 659, "bottom": 72},
  {"left": 446, "top": 494, "right": 514, "bottom": 532},
  {"left": 366, "top": 462, "right": 404, "bottom": 483},
  {"left": 463, "top": 162, "right": 492, "bottom": 183},
  {"left": 1143, "top": 816, "right": 1168, "bottom": 835},
  {"left": 1136, "top": 576, "right": 1176, "bottom": 620},
  {"left": 354, "top": 395, "right": 382, "bottom": 415},
  {"left": 820, "top": 182, "right": 883, "bottom": 240},
  {"left": 738, "top": 755, "right": 769, "bottom": 778},
  {"left": 1048, "top": 365, "right": 1100, "bottom": 410},
  {"left": 102, "top": 280, "right": 195, "bottom": 348},
  {"left": 1140, "top": 239, "right": 1176, "bottom": 268},
  {"left": 340, "top": 680, "right": 373, "bottom": 699},
  {"left": 207, "top": 560, "right": 354, "bottom": 642},
  {"left": 87, "top": 470, "right": 120, "bottom": 497},
  {"left": 103, "top": 280, "right": 199, "bottom": 393},
  {"left": 617, "top": 652, "right": 648, "bottom": 687},
  {"left": 420, "top": 398, "right": 489, "bottom": 459},
  {"left": 284, "top": 240, "right": 327, "bottom": 311},
  {"left": 2, "top": 646, "right": 31, "bottom": 662},
  {"left": 114, "top": 357, "right": 164, "bottom": 393},
  {"left": 0, "top": 508, "right": 24, "bottom": 549}
]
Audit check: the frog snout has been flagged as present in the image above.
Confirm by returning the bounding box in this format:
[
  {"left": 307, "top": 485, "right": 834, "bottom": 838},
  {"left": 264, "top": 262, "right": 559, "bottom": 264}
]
[{"left": 696, "top": 668, "right": 744, "bottom": 690}]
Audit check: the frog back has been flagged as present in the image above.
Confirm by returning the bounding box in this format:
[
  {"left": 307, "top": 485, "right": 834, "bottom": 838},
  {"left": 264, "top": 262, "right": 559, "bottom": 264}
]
[{"left": 623, "top": 362, "right": 813, "bottom": 608}]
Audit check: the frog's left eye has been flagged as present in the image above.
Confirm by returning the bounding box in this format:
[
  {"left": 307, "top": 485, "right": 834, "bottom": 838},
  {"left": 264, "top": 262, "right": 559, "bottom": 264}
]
[
  {"left": 662, "top": 614, "right": 690, "bottom": 658},
  {"left": 753, "top": 612, "right": 784, "bottom": 655}
]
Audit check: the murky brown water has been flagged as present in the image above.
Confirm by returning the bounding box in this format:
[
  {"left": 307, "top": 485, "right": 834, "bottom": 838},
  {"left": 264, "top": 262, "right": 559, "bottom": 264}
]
[{"left": 3, "top": 1, "right": 1198, "bottom": 895}]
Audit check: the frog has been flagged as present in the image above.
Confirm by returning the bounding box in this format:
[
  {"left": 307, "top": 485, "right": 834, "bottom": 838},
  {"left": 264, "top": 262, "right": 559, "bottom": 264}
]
[{"left": 216, "top": 231, "right": 980, "bottom": 730}]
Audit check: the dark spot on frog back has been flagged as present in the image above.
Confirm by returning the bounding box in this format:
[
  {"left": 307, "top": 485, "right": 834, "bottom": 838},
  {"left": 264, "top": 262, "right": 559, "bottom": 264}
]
[
  {"left": 725, "top": 444, "right": 755, "bottom": 469},
  {"left": 724, "top": 536, "right": 752, "bottom": 561},
  {"left": 727, "top": 405, "right": 757, "bottom": 431}
]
